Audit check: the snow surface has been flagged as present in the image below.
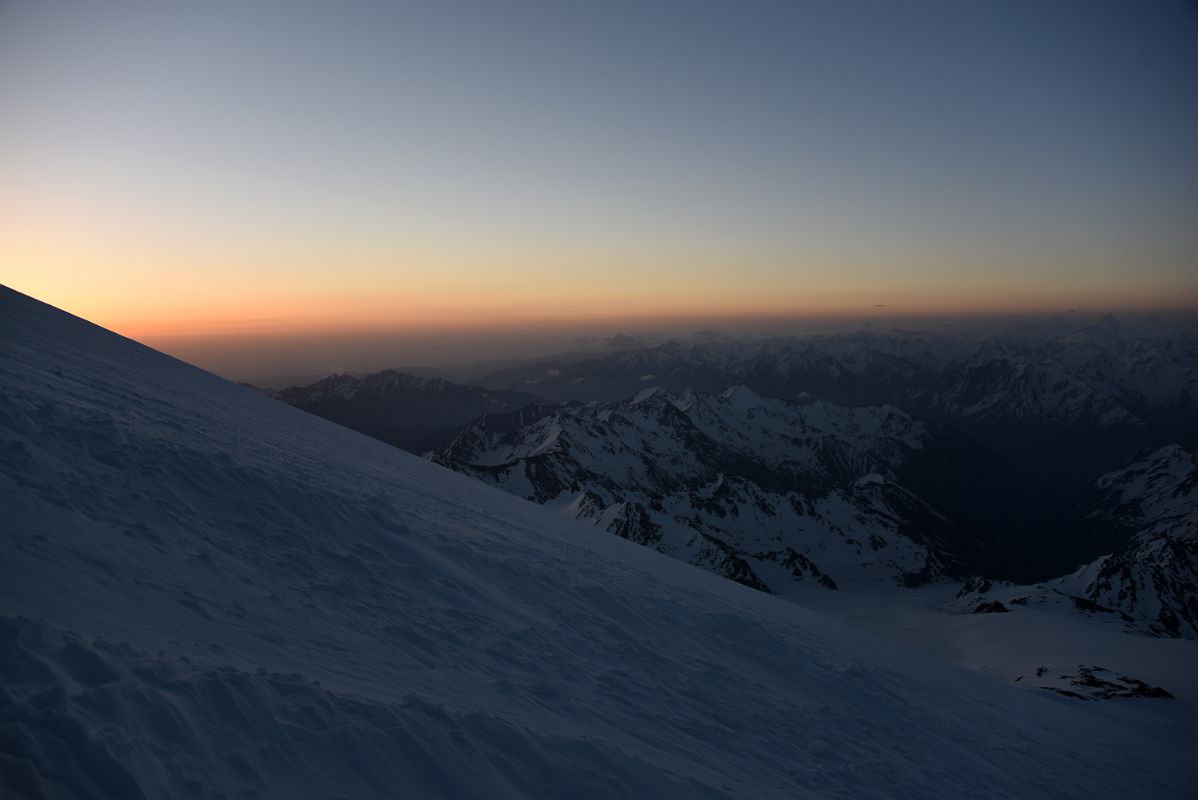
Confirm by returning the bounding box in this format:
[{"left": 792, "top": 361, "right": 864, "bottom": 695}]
[
  {"left": 1, "top": 286, "right": 1195, "bottom": 799},
  {"left": 791, "top": 583, "right": 1198, "bottom": 737}
]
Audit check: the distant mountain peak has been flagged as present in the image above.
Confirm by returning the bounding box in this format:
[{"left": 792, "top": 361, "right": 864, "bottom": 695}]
[
  {"left": 717, "top": 384, "right": 766, "bottom": 408},
  {"left": 629, "top": 386, "right": 664, "bottom": 405}
]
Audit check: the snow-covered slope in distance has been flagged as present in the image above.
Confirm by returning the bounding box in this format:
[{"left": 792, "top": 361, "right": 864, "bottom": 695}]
[
  {"left": 432, "top": 386, "right": 987, "bottom": 591},
  {"left": 956, "top": 445, "right": 1198, "bottom": 638},
  {"left": 792, "top": 581, "right": 1198, "bottom": 718},
  {"left": 1, "top": 286, "right": 1193, "bottom": 799}
]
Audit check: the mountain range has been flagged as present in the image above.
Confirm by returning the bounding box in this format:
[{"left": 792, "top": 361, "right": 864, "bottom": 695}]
[{"left": 468, "top": 319, "right": 1197, "bottom": 490}]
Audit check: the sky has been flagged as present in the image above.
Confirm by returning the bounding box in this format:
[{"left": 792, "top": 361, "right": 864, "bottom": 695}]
[{"left": 1, "top": 0, "right": 1197, "bottom": 376}]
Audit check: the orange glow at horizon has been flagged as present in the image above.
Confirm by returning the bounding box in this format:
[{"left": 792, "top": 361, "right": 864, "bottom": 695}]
[
  {"left": 4, "top": 189, "right": 1197, "bottom": 340},
  {"left": 7, "top": 265, "right": 1198, "bottom": 344},
  {"left": 3, "top": 0, "right": 1197, "bottom": 356}
]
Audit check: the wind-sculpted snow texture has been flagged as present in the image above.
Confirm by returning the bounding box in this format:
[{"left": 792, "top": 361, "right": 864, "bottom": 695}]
[
  {"left": 433, "top": 387, "right": 996, "bottom": 591},
  {"left": 1, "top": 286, "right": 1194, "bottom": 799}
]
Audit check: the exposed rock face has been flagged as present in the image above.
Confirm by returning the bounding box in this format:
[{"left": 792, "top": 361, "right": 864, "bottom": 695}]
[{"left": 1019, "top": 665, "right": 1174, "bottom": 701}]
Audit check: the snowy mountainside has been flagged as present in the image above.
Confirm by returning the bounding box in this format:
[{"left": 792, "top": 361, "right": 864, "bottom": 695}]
[
  {"left": 1053, "top": 315, "right": 1198, "bottom": 421},
  {"left": 1083, "top": 444, "right": 1198, "bottom": 526},
  {"left": 953, "top": 446, "right": 1198, "bottom": 638},
  {"left": 1063, "top": 445, "right": 1198, "bottom": 637},
  {"left": 432, "top": 386, "right": 1006, "bottom": 592},
  {"left": 793, "top": 581, "right": 1198, "bottom": 711},
  {"left": 272, "top": 369, "right": 542, "bottom": 451},
  {"left": 3, "top": 285, "right": 1195, "bottom": 798},
  {"left": 917, "top": 349, "right": 1142, "bottom": 430}
]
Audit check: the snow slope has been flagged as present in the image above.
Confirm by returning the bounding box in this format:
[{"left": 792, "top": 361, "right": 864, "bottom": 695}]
[
  {"left": 1, "top": 285, "right": 1194, "bottom": 799},
  {"left": 790, "top": 582, "right": 1198, "bottom": 731}
]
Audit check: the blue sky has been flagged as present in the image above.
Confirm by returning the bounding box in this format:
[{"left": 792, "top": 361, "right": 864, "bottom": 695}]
[{"left": 2, "top": 0, "right": 1196, "bottom": 345}]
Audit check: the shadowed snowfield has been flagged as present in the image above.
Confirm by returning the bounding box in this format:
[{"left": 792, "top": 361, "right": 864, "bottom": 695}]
[{"left": 2, "top": 284, "right": 1194, "bottom": 798}]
